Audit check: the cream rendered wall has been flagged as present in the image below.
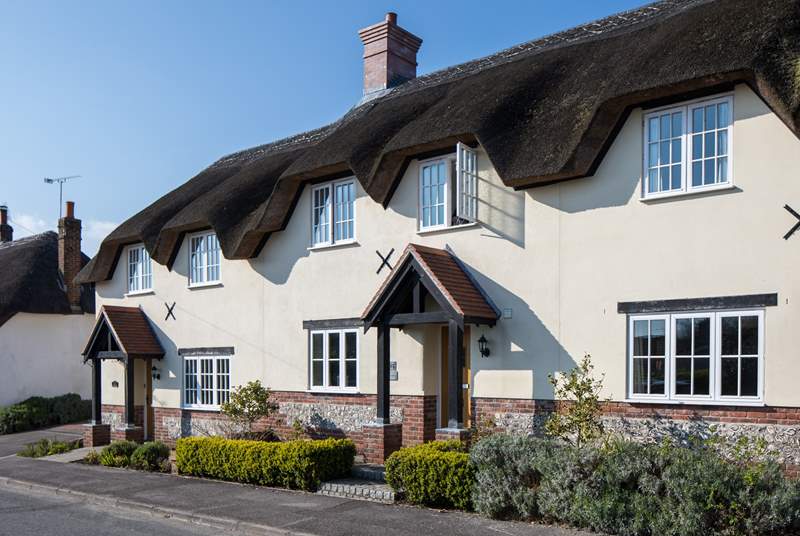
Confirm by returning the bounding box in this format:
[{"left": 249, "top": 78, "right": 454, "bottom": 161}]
[
  {"left": 0, "top": 312, "right": 94, "bottom": 406},
  {"left": 96, "top": 83, "right": 800, "bottom": 409}
]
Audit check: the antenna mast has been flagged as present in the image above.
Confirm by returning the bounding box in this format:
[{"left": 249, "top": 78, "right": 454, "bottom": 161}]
[{"left": 43, "top": 175, "right": 81, "bottom": 218}]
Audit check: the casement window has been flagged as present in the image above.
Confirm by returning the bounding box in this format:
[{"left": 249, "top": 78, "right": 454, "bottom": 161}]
[
  {"left": 183, "top": 355, "right": 230, "bottom": 409},
  {"left": 127, "top": 244, "right": 152, "bottom": 293},
  {"left": 309, "top": 329, "right": 358, "bottom": 391},
  {"left": 419, "top": 142, "right": 478, "bottom": 231},
  {"left": 188, "top": 231, "right": 221, "bottom": 286},
  {"left": 628, "top": 310, "right": 763, "bottom": 402},
  {"left": 643, "top": 95, "right": 732, "bottom": 198},
  {"left": 311, "top": 178, "right": 356, "bottom": 247}
]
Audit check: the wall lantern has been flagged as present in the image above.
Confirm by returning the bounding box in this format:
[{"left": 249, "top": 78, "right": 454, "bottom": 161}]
[
  {"left": 151, "top": 366, "right": 161, "bottom": 381},
  {"left": 478, "top": 335, "right": 491, "bottom": 358}
]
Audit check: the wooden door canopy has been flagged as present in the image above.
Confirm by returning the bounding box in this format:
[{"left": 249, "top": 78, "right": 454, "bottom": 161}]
[{"left": 82, "top": 305, "right": 164, "bottom": 361}]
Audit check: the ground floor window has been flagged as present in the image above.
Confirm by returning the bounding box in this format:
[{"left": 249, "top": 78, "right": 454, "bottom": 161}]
[
  {"left": 310, "top": 329, "right": 358, "bottom": 391},
  {"left": 184, "top": 355, "right": 231, "bottom": 408},
  {"left": 628, "top": 310, "right": 763, "bottom": 403}
]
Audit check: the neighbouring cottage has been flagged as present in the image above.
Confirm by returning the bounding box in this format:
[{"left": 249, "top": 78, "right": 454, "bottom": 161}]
[
  {"left": 77, "top": 0, "right": 800, "bottom": 466},
  {"left": 0, "top": 202, "right": 95, "bottom": 406}
]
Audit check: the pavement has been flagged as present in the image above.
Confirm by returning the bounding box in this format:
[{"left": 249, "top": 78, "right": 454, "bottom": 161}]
[
  {"left": 0, "top": 424, "right": 83, "bottom": 458},
  {"left": 0, "top": 455, "right": 591, "bottom": 536}
]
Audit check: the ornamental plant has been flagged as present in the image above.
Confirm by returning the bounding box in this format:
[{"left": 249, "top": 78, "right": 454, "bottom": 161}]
[
  {"left": 544, "top": 353, "right": 606, "bottom": 447},
  {"left": 220, "top": 380, "right": 278, "bottom": 439}
]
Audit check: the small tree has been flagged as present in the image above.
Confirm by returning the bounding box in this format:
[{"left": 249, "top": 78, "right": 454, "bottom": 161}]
[
  {"left": 220, "top": 380, "right": 278, "bottom": 438},
  {"left": 544, "top": 353, "right": 605, "bottom": 447}
]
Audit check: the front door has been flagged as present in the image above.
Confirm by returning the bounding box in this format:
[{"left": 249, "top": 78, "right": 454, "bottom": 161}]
[
  {"left": 145, "top": 358, "right": 154, "bottom": 440},
  {"left": 439, "top": 326, "right": 471, "bottom": 428}
]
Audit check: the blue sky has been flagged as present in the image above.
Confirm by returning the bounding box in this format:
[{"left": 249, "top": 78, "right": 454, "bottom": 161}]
[{"left": 0, "top": 0, "right": 644, "bottom": 255}]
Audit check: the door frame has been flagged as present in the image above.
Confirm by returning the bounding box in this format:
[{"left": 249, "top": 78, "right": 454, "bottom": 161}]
[{"left": 438, "top": 325, "right": 471, "bottom": 428}]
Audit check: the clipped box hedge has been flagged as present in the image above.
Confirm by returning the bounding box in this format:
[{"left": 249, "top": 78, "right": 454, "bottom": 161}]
[
  {"left": 385, "top": 440, "right": 474, "bottom": 510},
  {"left": 0, "top": 394, "right": 91, "bottom": 434},
  {"left": 175, "top": 436, "right": 356, "bottom": 491}
]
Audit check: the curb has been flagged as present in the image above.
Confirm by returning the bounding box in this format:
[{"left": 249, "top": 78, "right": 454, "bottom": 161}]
[{"left": 0, "top": 476, "right": 315, "bottom": 536}]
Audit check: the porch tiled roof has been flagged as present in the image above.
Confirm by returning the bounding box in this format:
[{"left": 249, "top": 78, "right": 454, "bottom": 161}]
[
  {"left": 88, "top": 305, "right": 164, "bottom": 357},
  {"left": 363, "top": 243, "right": 499, "bottom": 323}
]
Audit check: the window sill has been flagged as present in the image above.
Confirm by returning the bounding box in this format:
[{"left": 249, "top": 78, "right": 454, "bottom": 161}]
[
  {"left": 306, "top": 389, "right": 361, "bottom": 395},
  {"left": 640, "top": 183, "right": 736, "bottom": 202},
  {"left": 124, "top": 290, "right": 155, "bottom": 298},
  {"left": 182, "top": 405, "right": 221, "bottom": 412},
  {"left": 417, "top": 222, "right": 478, "bottom": 236},
  {"left": 187, "top": 282, "right": 223, "bottom": 290},
  {"left": 623, "top": 398, "right": 765, "bottom": 407},
  {"left": 307, "top": 240, "right": 359, "bottom": 252}
]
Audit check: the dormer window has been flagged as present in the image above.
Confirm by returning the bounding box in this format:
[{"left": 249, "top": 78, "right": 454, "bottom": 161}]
[
  {"left": 642, "top": 95, "right": 732, "bottom": 199},
  {"left": 311, "top": 178, "right": 356, "bottom": 247},
  {"left": 127, "top": 244, "right": 152, "bottom": 294},
  {"left": 188, "top": 231, "right": 221, "bottom": 286},
  {"left": 418, "top": 142, "right": 478, "bottom": 231}
]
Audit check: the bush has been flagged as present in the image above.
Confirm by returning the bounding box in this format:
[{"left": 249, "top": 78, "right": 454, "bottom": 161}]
[
  {"left": 470, "top": 434, "right": 800, "bottom": 536},
  {"left": 175, "top": 436, "right": 355, "bottom": 491},
  {"left": 17, "top": 437, "right": 82, "bottom": 458},
  {"left": 385, "top": 441, "right": 474, "bottom": 510},
  {"left": 0, "top": 394, "right": 91, "bottom": 434},
  {"left": 84, "top": 449, "right": 100, "bottom": 465},
  {"left": 130, "top": 441, "right": 171, "bottom": 472},
  {"left": 99, "top": 440, "right": 139, "bottom": 468}
]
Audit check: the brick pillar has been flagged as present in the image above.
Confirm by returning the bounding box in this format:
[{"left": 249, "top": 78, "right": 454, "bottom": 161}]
[
  {"left": 435, "top": 427, "right": 472, "bottom": 444},
  {"left": 58, "top": 201, "right": 82, "bottom": 311},
  {"left": 113, "top": 426, "right": 143, "bottom": 443},
  {"left": 83, "top": 423, "right": 110, "bottom": 448},
  {"left": 362, "top": 423, "right": 403, "bottom": 464}
]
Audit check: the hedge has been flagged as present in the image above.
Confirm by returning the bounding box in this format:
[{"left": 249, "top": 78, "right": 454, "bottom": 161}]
[
  {"left": 470, "top": 434, "right": 800, "bottom": 536},
  {"left": 0, "top": 394, "right": 91, "bottom": 434},
  {"left": 385, "top": 440, "right": 474, "bottom": 510},
  {"left": 175, "top": 436, "right": 356, "bottom": 491},
  {"left": 130, "top": 441, "right": 171, "bottom": 472}
]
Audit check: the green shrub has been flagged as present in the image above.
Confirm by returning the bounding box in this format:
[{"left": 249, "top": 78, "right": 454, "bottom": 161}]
[
  {"left": 130, "top": 441, "right": 171, "bottom": 472},
  {"left": 175, "top": 436, "right": 355, "bottom": 491},
  {"left": 0, "top": 393, "right": 91, "bottom": 434},
  {"left": 17, "top": 437, "right": 82, "bottom": 458},
  {"left": 385, "top": 441, "right": 474, "bottom": 510},
  {"left": 99, "top": 440, "right": 139, "bottom": 468},
  {"left": 84, "top": 449, "right": 100, "bottom": 465},
  {"left": 470, "top": 434, "right": 800, "bottom": 536}
]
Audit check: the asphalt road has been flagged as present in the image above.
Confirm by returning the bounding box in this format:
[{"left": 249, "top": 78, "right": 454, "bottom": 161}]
[
  {"left": 0, "top": 425, "right": 83, "bottom": 458},
  {"left": 0, "top": 486, "right": 227, "bottom": 536}
]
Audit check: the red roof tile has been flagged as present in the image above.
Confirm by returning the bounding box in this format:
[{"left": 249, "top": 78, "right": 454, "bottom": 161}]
[{"left": 91, "top": 305, "right": 164, "bottom": 357}]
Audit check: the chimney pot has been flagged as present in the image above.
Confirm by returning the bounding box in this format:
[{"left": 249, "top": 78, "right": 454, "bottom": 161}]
[
  {"left": 358, "top": 12, "right": 422, "bottom": 95},
  {"left": 66, "top": 200, "right": 75, "bottom": 219},
  {"left": 0, "top": 205, "right": 12, "bottom": 243}
]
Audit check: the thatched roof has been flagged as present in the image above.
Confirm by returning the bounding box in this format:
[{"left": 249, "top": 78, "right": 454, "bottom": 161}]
[
  {"left": 0, "top": 232, "right": 94, "bottom": 327},
  {"left": 77, "top": 0, "right": 800, "bottom": 283}
]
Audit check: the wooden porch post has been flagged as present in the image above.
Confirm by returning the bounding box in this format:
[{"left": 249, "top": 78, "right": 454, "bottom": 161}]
[
  {"left": 91, "top": 358, "right": 102, "bottom": 425},
  {"left": 447, "top": 319, "right": 464, "bottom": 429},
  {"left": 124, "top": 357, "right": 136, "bottom": 428},
  {"left": 376, "top": 323, "right": 391, "bottom": 424}
]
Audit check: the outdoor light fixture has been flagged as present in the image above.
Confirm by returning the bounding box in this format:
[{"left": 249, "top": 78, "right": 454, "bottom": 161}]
[
  {"left": 478, "top": 335, "right": 491, "bottom": 358},
  {"left": 151, "top": 366, "right": 161, "bottom": 381}
]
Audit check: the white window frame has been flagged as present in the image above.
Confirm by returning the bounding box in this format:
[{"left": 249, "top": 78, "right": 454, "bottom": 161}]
[
  {"left": 418, "top": 157, "right": 450, "bottom": 231},
  {"left": 418, "top": 147, "right": 480, "bottom": 233},
  {"left": 628, "top": 309, "right": 764, "bottom": 404},
  {"left": 182, "top": 355, "right": 231, "bottom": 410},
  {"left": 670, "top": 312, "right": 715, "bottom": 402},
  {"left": 456, "top": 142, "right": 478, "bottom": 222},
  {"left": 309, "top": 329, "right": 359, "bottom": 393},
  {"left": 126, "top": 244, "right": 152, "bottom": 294},
  {"left": 188, "top": 231, "right": 221, "bottom": 287},
  {"left": 310, "top": 178, "right": 356, "bottom": 248},
  {"left": 642, "top": 94, "right": 733, "bottom": 200}
]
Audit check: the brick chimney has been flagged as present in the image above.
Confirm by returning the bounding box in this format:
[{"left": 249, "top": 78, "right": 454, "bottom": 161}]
[
  {"left": 0, "top": 205, "right": 12, "bottom": 243},
  {"left": 58, "top": 201, "right": 83, "bottom": 311},
  {"left": 358, "top": 12, "right": 422, "bottom": 95}
]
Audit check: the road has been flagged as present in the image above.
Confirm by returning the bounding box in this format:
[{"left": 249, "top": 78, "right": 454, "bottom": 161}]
[{"left": 0, "top": 486, "right": 231, "bottom": 536}]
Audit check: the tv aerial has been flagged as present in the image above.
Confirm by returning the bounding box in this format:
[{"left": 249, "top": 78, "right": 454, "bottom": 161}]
[{"left": 43, "top": 175, "right": 81, "bottom": 218}]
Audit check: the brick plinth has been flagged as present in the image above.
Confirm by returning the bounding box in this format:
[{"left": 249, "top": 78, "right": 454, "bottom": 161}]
[
  {"left": 435, "top": 427, "right": 472, "bottom": 444},
  {"left": 362, "top": 423, "right": 403, "bottom": 464},
  {"left": 83, "top": 423, "right": 110, "bottom": 448},
  {"left": 112, "top": 426, "right": 143, "bottom": 443}
]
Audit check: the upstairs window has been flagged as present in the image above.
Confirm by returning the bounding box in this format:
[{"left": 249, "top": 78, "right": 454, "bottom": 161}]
[
  {"left": 643, "top": 95, "right": 732, "bottom": 198},
  {"left": 419, "top": 142, "right": 478, "bottom": 231},
  {"left": 311, "top": 178, "right": 356, "bottom": 247},
  {"left": 189, "top": 231, "right": 221, "bottom": 286},
  {"left": 127, "top": 244, "right": 152, "bottom": 293}
]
